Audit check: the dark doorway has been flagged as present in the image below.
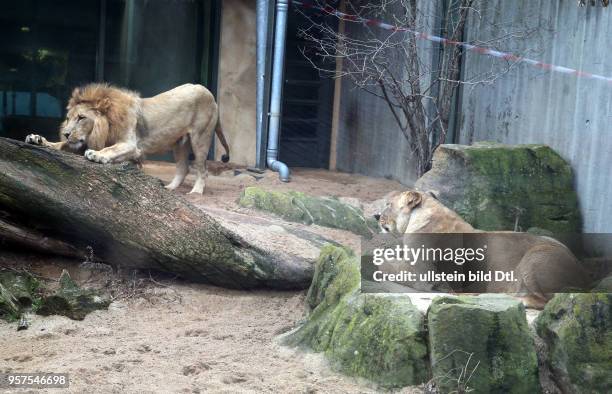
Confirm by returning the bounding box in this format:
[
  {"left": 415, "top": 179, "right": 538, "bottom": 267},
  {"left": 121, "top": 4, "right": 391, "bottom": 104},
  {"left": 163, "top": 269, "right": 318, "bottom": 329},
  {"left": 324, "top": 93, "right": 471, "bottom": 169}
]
[{"left": 278, "top": 7, "right": 335, "bottom": 169}]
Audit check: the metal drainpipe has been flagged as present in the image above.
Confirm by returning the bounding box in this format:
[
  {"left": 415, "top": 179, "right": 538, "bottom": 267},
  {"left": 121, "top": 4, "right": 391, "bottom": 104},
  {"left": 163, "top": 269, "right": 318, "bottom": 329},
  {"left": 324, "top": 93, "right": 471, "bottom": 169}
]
[
  {"left": 256, "top": 0, "right": 268, "bottom": 169},
  {"left": 266, "top": 0, "right": 290, "bottom": 182}
]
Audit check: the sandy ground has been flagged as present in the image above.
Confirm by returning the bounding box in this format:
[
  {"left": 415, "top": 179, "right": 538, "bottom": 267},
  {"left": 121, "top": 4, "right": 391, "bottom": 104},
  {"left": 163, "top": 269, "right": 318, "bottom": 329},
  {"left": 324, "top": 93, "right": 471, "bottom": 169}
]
[
  {"left": 143, "top": 161, "right": 404, "bottom": 213},
  {"left": 1, "top": 163, "right": 425, "bottom": 393},
  {"left": 2, "top": 276, "right": 415, "bottom": 394}
]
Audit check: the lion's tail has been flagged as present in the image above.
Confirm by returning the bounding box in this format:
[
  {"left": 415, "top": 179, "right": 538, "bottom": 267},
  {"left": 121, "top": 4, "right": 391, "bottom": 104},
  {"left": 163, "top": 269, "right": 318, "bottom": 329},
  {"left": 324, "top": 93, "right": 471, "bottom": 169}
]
[{"left": 215, "top": 115, "right": 230, "bottom": 163}]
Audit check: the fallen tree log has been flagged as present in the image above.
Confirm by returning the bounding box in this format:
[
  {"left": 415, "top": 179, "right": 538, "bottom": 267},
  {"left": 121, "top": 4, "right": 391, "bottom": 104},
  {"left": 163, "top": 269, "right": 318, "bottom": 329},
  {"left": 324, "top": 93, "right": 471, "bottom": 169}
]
[
  {"left": 0, "top": 216, "right": 82, "bottom": 259},
  {"left": 0, "top": 138, "right": 313, "bottom": 289}
]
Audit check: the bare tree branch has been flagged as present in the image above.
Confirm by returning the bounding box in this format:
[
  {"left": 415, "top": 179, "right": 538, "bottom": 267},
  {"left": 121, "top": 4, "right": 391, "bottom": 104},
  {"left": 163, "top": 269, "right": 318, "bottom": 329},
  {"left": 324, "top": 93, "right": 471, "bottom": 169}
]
[{"left": 296, "top": 0, "right": 540, "bottom": 176}]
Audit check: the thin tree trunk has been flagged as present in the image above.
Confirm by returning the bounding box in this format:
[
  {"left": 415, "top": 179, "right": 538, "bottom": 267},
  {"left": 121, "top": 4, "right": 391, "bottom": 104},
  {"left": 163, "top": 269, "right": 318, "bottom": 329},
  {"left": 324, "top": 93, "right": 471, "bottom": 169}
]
[{"left": 0, "top": 138, "right": 312, "bottom": 289}]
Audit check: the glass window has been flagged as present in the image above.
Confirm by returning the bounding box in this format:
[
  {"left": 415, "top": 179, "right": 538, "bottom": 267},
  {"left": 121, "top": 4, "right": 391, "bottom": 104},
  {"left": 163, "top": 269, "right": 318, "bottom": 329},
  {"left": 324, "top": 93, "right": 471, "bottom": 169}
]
[
  {"left": 0, "top": 0, "right": 218, "bottom": 152},
  {"left": 0, "top": 0, "right": 99, "bottom": 140}
]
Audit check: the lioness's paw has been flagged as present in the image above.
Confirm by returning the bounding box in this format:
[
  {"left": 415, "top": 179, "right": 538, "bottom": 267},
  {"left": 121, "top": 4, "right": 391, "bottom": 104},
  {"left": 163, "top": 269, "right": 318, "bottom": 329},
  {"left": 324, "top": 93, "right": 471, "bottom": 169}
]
[
  {"left": 84, "top": 149, "right": 110, "bottom": 164},
  {"left": 25, "top": 134, "right": 44, "bottom": 145}
]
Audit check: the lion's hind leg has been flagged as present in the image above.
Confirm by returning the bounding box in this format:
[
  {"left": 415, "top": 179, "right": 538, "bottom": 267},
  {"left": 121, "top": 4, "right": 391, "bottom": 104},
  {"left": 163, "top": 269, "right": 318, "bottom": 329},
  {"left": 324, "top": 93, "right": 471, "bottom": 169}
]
[
  {"left": 165, "top": 135, "right": 191, "bottom": 191},
  {"left": 512, "top": 243, "right": 588, "bottom": 309},
  {"left": 188, "top": 122, "right": 215, "bottom": 195}
]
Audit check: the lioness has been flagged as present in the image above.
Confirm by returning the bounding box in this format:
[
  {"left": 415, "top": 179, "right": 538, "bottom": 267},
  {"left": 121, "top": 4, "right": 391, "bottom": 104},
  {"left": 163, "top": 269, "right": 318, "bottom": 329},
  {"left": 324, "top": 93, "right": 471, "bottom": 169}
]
[
  {"left": 25, "top": 83, "right": 230, "bottom": 194},
  {"left": 375, "top": 190, "right": 591, "bottom": 308}
]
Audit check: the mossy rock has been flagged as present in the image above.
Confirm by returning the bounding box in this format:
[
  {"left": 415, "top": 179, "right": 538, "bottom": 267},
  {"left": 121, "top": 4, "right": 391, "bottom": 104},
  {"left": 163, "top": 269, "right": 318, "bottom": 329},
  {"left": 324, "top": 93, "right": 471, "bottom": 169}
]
[
  {"left": 428, "top": 294, "right": 539, "bottom": 394},
  {"left": 0, "top": 271, "right": 40, "bottom": 321},
  {"left": 593, "top": 276, "right": 612, "bottom": 292},
  {"left": 0, "top": 271, "right": 39, "bottom": 306},
  {"left": 37, "top": 270, "right": 110, "bottom": 321},
  {"left": 238, "top": 187, "right": 378, "bottom": 237},
  {"left": 283, "top": 245, "right": 429, "bottom": 388},
  {"left": 415, "top": 142, "right": 581, "bottom": 233},
  {"left": 0, "top": 283, "right": 20, "bottom": 320},
  {"left": 304, "top": 245, "right": 359, "bottom": 310},
  {"left": 535, "top": 293, "right": 612, "bottom": 393}
]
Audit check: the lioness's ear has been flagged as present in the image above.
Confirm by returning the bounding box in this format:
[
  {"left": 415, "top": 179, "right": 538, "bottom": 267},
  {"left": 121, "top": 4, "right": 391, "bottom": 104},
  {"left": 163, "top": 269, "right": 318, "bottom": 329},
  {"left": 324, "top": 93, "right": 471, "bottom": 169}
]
[{"left": 398, "top": 191, "right": 422, "bottom": 209}]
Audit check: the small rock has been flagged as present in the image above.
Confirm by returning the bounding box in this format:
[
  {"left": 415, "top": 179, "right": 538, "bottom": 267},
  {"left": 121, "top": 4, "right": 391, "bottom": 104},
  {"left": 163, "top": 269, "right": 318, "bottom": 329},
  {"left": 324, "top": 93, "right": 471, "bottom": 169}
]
[
  {"left": 182, "top": 365, "right": 198, "bottom": 376},
  {"left": 37, "top": 270, "right": 110, "bottom": 321},
  {"left": 136, "top": 344, "right": 151, "bottom": 353},
  {"left": 234, "top": 173, "right": 257, "bottom": 184},
  {"left": 222, "top": 373, "right": 248, "bottom": 384},
  {"left": 17, "top": 315, "right": 29, "bottom": 331}
]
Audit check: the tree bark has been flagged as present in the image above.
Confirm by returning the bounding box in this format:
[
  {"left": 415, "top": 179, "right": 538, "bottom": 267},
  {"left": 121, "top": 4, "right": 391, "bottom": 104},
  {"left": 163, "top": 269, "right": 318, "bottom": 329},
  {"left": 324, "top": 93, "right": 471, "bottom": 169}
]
[
  {"left": 0, "top": 216, "right": 82, "bottom": 259},
  {"left": 0, "top": 138, "right": 313, "bottom": 289}
]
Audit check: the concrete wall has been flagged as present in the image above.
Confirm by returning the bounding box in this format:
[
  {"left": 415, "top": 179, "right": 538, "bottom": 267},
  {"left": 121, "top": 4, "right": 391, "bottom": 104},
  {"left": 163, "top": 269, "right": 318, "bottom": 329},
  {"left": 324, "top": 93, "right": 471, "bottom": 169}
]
[
  {"left": 457, "top": 1, "right": 612, "bottom": 233},
  {"left": 335, "top": 1, "right": 440, "bottom": 186},
  {"left": 216, "top": 0, "right": 257, "bottom": 165},
  {"left": 336, "top": 80, "right": 418, "bottom": 185}
]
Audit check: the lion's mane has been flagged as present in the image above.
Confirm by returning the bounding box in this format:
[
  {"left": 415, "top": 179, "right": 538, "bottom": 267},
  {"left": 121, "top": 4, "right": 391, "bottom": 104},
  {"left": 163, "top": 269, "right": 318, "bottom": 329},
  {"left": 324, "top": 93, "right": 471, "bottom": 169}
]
[{"left": 67, "top": 84, "right": 141, "bottom": 150}]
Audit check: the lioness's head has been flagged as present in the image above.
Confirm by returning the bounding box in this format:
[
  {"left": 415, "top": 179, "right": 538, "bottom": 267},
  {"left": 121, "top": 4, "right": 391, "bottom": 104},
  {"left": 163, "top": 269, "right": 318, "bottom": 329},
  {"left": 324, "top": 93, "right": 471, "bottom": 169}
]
[
  {"left": 61, "top": 84, "right": 137, "bottom": 151},
  {"left": 374, "top": 191, "right": 423, "bottom": 234}
]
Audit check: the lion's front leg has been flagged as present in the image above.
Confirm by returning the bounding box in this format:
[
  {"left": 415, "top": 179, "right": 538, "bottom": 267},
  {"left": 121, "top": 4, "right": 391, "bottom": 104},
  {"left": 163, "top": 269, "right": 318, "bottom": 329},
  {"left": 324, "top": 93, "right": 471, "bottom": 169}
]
[
  {"left": 25, "top": 134, "right": 69, "bottom": 151},
  {"left": 85, "top": 142, "right": 140, "bottom": 164}
]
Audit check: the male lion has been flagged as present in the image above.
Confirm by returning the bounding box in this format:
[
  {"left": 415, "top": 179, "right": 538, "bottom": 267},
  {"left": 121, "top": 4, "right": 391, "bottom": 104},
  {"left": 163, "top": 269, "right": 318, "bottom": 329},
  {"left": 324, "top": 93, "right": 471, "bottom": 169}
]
[
  {"left": 25, "top": 83, "right": 230, "bottom": 194},
  {"left": 374, "top": 190, "right": 592, "bottom": 308}
]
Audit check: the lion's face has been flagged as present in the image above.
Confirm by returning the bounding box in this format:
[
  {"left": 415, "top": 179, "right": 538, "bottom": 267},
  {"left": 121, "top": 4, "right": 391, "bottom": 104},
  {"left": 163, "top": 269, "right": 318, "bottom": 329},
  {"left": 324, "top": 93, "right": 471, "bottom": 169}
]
[
  {"left": 60, "top": 105, "right": 100, "bottom": 150},
  {"left": 375, "top": 191, "right": 423, "bottom": 234}
]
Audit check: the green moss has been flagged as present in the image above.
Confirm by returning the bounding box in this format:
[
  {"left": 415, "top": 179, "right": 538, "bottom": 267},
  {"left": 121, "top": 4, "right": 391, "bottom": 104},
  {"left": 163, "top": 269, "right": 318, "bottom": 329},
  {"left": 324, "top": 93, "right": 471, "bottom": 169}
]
[
  {"left": 0, "top": 271, "right": 39, "bottom": 305},
  {"left": 0, "top": 271, "right": 40, "bottom": 321},
  {"left": 305, "top": 245, "right": 359, "bottom": 309},
  {"left": 37, "top": 270, "right": 110, "bottom": 321},
  {"left": 326, "top": 295, "right": 429, "bottom": 387},
  {"left": 0, "top": 283, "right": 20, "bottom": 321},
  {"left": 416, "top": 143, "right": 581, "bottom": 233},
  {"left": 1, "top": 270, "right": 109, "bottom": 322},
  {"left": 238, "top": 187, "right": 378, "bottom": 237},
  {"left": 535, "top": 293, "right": 612, "bottom": 393},
  {"left": 284, "top": 245, "right": 360, "bottom": 351},
  {"left": 58, "top": 269, "right": 79, "bottom": 291},
  {"left": 283, "top": 245, "right": 429, "bottom": 388},
  {"left": 428, "top": 294, "right": 540, "bottom": 394}
]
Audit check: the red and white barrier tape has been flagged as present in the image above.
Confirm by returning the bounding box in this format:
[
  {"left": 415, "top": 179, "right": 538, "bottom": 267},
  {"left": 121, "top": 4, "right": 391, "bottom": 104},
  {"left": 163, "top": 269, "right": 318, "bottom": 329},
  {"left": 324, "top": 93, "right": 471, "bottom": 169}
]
[{"left": 292, "top": 0, "right": 612, "bottom": 84}]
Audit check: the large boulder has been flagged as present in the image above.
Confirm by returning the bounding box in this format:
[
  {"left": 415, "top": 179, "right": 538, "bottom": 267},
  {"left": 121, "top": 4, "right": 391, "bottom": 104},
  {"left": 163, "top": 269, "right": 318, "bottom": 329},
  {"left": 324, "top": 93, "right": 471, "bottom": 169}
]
[
  {"left": 535, "top": 293, "right": 612, "bottom": 393},
  {"left": 282, "top": 245, "right": 429, "bottom": 388},
  {"left": 427, "top": 294, "right": 540, "bottom": 394},
  {"left": 415, "top": 142, "right": 581, "bottom": 233},
  {"left": 238, "top": 187, "right": 378, "bottom": 237}
]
